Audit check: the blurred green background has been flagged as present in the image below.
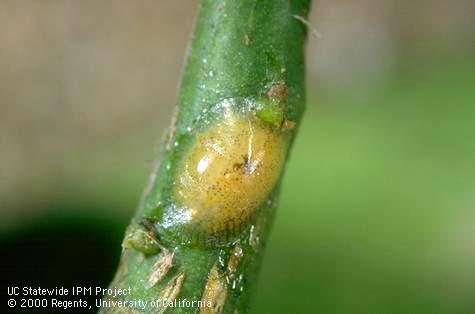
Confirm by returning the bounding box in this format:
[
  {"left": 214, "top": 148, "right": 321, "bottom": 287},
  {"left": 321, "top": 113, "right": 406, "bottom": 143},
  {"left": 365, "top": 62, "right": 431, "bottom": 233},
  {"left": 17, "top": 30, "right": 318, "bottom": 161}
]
[{"left": 1, "top": 1, "right": 475, "bottom": 313}]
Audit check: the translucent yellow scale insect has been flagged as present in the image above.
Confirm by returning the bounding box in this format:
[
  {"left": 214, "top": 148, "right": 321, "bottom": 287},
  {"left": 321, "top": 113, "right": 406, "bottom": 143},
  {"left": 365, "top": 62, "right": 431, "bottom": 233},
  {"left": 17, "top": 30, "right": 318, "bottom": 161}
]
[{"left": 171, "top": 99, "right": 289, "bottom": 244}]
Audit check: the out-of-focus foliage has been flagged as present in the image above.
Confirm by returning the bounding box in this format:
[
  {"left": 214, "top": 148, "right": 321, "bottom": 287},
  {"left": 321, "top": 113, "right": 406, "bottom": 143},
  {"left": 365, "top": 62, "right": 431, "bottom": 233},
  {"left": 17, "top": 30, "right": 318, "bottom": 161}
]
[{"left": 253, "top": 59, "right": 475, "bottom": 313}]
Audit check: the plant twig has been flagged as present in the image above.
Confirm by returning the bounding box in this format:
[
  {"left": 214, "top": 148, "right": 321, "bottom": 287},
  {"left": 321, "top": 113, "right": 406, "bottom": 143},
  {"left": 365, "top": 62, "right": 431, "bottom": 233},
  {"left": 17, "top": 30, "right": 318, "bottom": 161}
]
[{"left": 102, "top": 0, "right": 311, "bottom": 313}]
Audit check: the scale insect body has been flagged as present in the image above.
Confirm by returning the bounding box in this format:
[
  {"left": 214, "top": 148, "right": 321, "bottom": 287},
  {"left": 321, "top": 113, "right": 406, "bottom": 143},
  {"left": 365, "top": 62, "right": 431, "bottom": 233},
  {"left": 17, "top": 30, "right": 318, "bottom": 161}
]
[
  {"left": 128, "top": 91, "right": 294, "bottom": 251},
  {"left": 164, "top": 95, "right": 292, "bottom": 247}
]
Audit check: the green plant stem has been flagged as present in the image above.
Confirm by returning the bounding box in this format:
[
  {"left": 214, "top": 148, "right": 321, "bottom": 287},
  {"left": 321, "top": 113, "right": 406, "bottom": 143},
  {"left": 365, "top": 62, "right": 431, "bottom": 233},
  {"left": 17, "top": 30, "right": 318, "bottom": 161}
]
[{"left": 103, "top": 1, "right": 311, "bottom": 313}]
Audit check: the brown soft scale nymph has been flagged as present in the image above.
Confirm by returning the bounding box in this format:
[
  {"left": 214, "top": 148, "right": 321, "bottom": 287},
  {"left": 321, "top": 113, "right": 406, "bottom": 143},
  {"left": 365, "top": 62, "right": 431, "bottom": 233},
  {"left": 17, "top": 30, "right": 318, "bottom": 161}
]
[{"left": 172, "top": 107, "right": 287, "bottom": 242}]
